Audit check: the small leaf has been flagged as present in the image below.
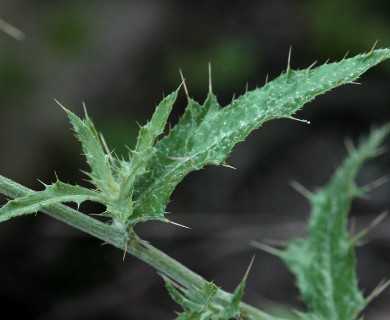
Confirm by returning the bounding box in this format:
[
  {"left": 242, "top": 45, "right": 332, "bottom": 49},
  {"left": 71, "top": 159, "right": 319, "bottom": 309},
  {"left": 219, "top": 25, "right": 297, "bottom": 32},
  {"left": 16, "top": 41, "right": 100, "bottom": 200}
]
[
  {"left": 134, "top": 88, "right": 180, "bottom": 153},
  {"left": 164, "top": 277, "right": 223, "bottom": 320},
  {"left": 131, "top": 49, "right": 390, "bottom": 225},
  {"left": 164, "top": 257, "right": 260, "bottom": 320},
  {"left": 105, "top": 197, "right": 134, "bottom": 226},
  {"left": 223, "top": 257, "right": 254, "bottom": 319},
  {"left": 116, "top": 88, "right": 179, "bottom": 212},
  {"left": 0, "top": 180, "right": 104, "bottom": 222},
  {"left": 58, "top": 103, "right": 118, "bottom": 197}
]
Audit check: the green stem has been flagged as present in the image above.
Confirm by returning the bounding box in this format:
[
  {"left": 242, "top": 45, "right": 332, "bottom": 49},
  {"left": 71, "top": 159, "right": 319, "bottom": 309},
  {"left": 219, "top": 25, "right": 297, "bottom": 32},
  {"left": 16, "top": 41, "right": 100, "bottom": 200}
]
[{"left": 0, "top": 175, "right": 278, "bottom": 320}]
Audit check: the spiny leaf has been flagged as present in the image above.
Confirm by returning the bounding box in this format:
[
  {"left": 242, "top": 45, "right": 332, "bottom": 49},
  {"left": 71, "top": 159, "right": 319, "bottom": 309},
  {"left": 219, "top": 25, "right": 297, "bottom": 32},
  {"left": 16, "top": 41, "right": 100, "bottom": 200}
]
[
  {"left": 105, "top": 197, "right": 134, "bottom": 227},
  {"left": 58, "top": 103, "right": 118, "bottom": 196},
  {"left": 131, "top": 48, "right": 390, "bottom": 225},
  {"left": 0, "top": 180, "right": 104, "bottom": 222},
  {"left": 164, "top": 278, "right": 235, "bottom": 320},
  {"left": 224, "top": 257, "right": 254, "bottom": 319},
  {"left": 164, "top": 279, "right": 220, "bottom": 320},
  {"left": 118, "top": 89, "right": 179, "bottom": 202},
  {"left": 134, "top": 88, "right": 180, "bottom": 153},
  {"left": 165, "top": 257, "right": 261, "bottom": 320},
  {"left": 274, "top": 124, "right": 390, "bottom": 320}
]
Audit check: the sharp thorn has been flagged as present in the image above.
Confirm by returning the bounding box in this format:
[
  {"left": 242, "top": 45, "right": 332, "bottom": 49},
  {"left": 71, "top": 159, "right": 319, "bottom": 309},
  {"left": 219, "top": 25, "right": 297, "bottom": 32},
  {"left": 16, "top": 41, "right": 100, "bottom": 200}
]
[
  {"left": 53, "top": 98, "right": 66, "bottom": 110},
  {"left": 82, "top": 102, "right": 89, "bottom": 117},
  {"left": 262, "top": 238, "right": 289, "bottom": 247},
  {"left": 221, "top": 162, "right": 237, "bottom": 169},
  {"left": 37, "top": 179, "right": 47, "bottom": 187},
  {"left": 352, "top": 211, "right": 388, "bottom": 245},
  {"left": 208, "top": 62, "right": 212, "bottom": 93},
  {"left": 363, "top": 176, "right": 389, "bottom": 192},
  {"left": 286, "top": 46, "right": 292, "bottom": 76},
  {"left": 250, "top": 240, "right": 282, "bottom": 256},
  {"left": 179, "top": 69, "right": 190, "bottom": 103},
  {"left": 167, "top": 220, "right": 191, "bottom": 229},
  {"left": 366, "top": 39, "right": 379, "bottom": 57},
  {"left": 289, "top": 116, "right": 310, "bottom": 124},
  {"left": 307, "top": 60, "right": 317, "bottom": 70},
  {"left": 243, "top": 255, "right": 256, "bottom": 279},
  {"left": 366, "top": 278, "right": 390, "bottom": 305},
  {"left": 290, "top": 180, "right": 312, "bottom": 198},
  {"left": 122, "top": 239, "right": 129, "bottom": 261},
  {"left": 99, "top": 133, "right": 111, "bottom": 155},
  {"left": 0, "top": 18, "right": 25, "bottom": 41}
]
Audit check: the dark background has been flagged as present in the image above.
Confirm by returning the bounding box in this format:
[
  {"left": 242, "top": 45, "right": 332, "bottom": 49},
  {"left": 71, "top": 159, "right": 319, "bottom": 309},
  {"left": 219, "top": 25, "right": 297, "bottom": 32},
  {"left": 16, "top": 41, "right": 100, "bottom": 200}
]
[{"left": 1, "top": 1, "right": 390, "bottom": 319}]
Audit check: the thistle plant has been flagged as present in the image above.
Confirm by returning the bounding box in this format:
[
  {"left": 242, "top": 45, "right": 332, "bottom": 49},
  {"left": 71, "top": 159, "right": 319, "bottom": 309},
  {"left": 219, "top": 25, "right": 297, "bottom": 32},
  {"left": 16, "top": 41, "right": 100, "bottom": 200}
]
[{"left": 0, "top": 48, "right": 389, "bottom": 319}]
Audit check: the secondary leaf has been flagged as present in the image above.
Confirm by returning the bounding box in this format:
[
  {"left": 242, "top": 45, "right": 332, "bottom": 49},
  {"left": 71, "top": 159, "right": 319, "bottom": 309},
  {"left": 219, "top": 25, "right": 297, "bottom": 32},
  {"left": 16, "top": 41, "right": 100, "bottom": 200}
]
[
  {"left": 164, "top": 256, "right": 265, "bottom": 320},
  {"left": 165, "top": 274, "right": 248, "bottom": 320},
  {"left": 0, "top": 180, "right": 103, "bottom": 222},
  {"left": 60, "top": 104, "right": 118, "bottom": 197},
  {"left": 264, "top": 124, "right": 390, "bottom": 320},
  {"left": 131, "top": 48, "right": 390, "bottom": 225},
  {"left": 134, "top": 88, "right": 180, "bottom": 153},
  {"left": 118, "top": 89, "right": 179, "bottom": 202}
]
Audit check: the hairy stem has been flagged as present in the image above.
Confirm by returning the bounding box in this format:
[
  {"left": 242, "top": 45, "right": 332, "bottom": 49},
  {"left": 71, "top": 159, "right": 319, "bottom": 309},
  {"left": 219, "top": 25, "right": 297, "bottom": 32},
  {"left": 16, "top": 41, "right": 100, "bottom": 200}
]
[{"left": 0, "top": 175, "right": 274, "bottom": 320}]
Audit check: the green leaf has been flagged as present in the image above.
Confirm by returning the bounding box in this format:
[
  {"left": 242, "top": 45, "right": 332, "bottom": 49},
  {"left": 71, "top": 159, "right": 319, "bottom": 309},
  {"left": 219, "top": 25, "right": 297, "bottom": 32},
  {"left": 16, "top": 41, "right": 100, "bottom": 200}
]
[
  {"left": 165, "top": 278, "right": 241, "bottom": 320},
  {"left": 165, "top": 257, "right": 259, "bottom": 320},
  {"left": 224, "top": 260, "right": 251, "bottom": 319},
  {"left": 59, "top": 103, "right": 118, "bottom": 197},
  {"left": 134, "top": 88, "right": 180, "bottom": 153},
  {"left": 0, "top": 180, "right": 104, "bottom": 222},
  {"left": 274, "top": 124, "right": 390, "bottom": 320},
  {"left": 105, "top": 197, "right": 134, "bottom": 227},
  {"left": 131, "top": 48, "right": 390, "bottom": 225},
  {"left": 165, "top": 279, "right": 219, "bottom": 320},
  {"left": 118, "top": 89, "right": 179, "bottom": 202}
]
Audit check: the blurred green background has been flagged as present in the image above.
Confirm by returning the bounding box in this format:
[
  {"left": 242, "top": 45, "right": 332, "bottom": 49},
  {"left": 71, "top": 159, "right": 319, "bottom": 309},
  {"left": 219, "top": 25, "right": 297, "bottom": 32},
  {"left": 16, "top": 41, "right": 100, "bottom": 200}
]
[{"left": 1, "top": 1, "right": 390, "bottom": 319}]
